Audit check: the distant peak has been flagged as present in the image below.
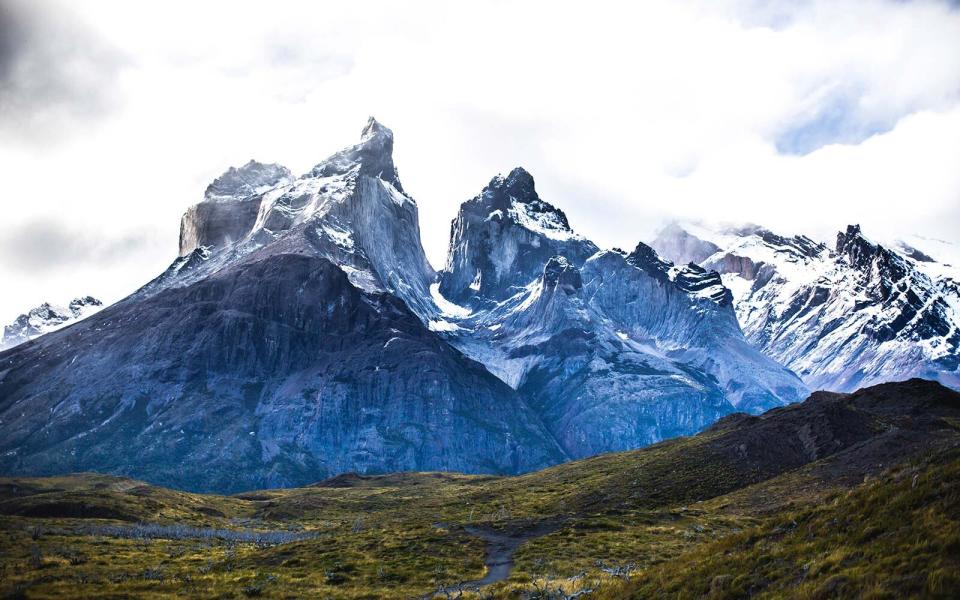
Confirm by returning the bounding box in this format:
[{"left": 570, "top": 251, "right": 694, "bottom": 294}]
[
  {"left": 836, "top": 223, "right": 875, "bottom": 255},
  {"left": 69, "top": 296, "right": 102, "bottom": 309},
  {"left": 896, "top": 241, "right": 935, "bottom": 263}
]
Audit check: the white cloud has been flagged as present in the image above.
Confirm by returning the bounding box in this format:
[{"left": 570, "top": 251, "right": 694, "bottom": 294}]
[{"left": 0, "top": 0, "right": 958, "bottom": 323}]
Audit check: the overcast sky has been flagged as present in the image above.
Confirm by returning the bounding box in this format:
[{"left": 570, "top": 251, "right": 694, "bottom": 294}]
[{"left": 1, "top": 0, "right": 959, "bottom": 323}]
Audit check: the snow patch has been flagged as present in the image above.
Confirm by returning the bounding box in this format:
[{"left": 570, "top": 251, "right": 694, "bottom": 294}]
[
  {"left": 509, "top": 197, "right": 575, "bottom": 241},
  {"left": 430, "top": 283, "right": 472, "bottom": 318},
  {"left": 428, "top": 319, "right": 462, "bottom": 332}
]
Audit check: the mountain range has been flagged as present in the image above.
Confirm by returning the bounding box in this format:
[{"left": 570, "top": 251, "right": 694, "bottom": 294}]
[
  {"left": 0, "top": 296, "right": 102, "bottom": 350},
  {"left": 0, "top": 119, "right": 957, "bottom": 492},
  {"left": 650, "top": 221, "right": 960, "bottom": 392}
]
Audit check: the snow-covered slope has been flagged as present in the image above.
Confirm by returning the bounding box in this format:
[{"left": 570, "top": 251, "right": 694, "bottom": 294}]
[
  {"left": 440, "top": 254, "right": 736, "bottom": 458},
  {"left": 650, "top": 222, "right": 960, "bottom": 392},
  {"left": 0, "top": 296, "right": 102, "bottom": 350}
]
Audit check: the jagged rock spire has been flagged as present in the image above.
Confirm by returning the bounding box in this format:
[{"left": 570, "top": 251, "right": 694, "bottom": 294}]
[
  {"left": 310, "top": 116, "right": 404, "bottom": 192},
  {"left": 439, "top": 166, "right": 597, "bottom": 303}
]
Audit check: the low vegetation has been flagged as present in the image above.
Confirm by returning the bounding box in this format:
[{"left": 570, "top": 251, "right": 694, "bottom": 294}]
[{"left": 1, "top": 380, "right": 957, "bottom": 598}]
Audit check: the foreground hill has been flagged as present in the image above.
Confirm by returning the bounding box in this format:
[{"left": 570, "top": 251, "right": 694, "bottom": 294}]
[{"left": 0, "top": 379, "right": 957, "bottom": 599}]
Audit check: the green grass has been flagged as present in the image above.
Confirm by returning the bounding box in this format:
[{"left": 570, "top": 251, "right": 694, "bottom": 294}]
[
  {"left": 0, "top": 430, "right": 957, "bottom": 598},
  {"left": 601, "top": 450, "right": 960, "bottom": 599}
]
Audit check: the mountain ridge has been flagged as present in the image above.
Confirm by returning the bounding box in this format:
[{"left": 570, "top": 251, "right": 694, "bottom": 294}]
[
  {"left": 650, "top": 220, "right": 960, "bottom": 392},
  {"left": 0, "top": 296, "right": 102, "bottom": 350}
]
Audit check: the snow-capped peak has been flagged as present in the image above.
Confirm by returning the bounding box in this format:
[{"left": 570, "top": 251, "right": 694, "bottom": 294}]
[
  {"left": 482, "top": 167, "right": 576, "bottom": 240},
  {"left": 626, "top": 242, "right": 731, "bottom": 306},
  {"left": 651, "top": 221, "right": 960, "bottom": 392},
  {"left": 360, "top": 116, "right": 393, "bottom": 144},
  {"left": 439, "top": 167, "right": 597, "bottom": 303},
  {"left": 203, "top": 160, "right": 293, "bottom": 203},
  {"left": 309, "top": 116, "right": 404, "bottom": 193},
  {"left": 1, "top": 296, "right": 103, "bottom": 350},
  {"left": 150, "top": 118, "right": 436, "bottom": 320}
]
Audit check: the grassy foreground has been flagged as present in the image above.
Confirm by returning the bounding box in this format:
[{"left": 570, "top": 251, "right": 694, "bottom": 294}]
[{"left": 0, "top": 380, "right": 958, "bottom": 599}]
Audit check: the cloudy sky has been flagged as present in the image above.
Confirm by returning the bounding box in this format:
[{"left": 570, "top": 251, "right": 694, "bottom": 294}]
[{"left": 1, "top": 0, "right": 959, "bottom": 323}]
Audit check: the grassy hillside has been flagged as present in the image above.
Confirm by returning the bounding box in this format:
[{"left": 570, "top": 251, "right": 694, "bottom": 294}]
[{"left": 0, "top": 379, "right": 957, "bottom": 599}]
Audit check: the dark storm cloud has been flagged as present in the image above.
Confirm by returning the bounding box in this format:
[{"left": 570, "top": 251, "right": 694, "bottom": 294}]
[
  {"left": 0, "top": 0, "right": 128, "bottom": 142},
  {"left": 0, "top": 220, "right": 163, "bottom": 273}
]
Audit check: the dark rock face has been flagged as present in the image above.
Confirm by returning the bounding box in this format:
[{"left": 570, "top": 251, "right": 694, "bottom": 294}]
[
  {"left": 179, "top": 198, "right": 262, "bottom": 257},
  {"left": 179, "top": 161, "right": 292, "bottom": 256},
  {"left": 0, "top": 255, "right": 564, "bottom": 493},
  {"left": 438, "top": 168, "right": 598, "bottom": 304},
  {"left": 542, "top": 256, "right": 582, "bottom": 294},
  {"left": 711, "top": 253, "right": 762, "bottom": 280}
]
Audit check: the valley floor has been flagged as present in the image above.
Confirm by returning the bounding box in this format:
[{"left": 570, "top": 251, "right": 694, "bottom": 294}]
[{"left": 1, "top": 380, "right": 959, "bottom": 599}]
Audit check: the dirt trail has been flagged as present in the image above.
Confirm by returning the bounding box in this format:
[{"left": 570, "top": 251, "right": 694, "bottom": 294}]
[{"left": 460, "top": 521, "right": 561, "bottom": 587}]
